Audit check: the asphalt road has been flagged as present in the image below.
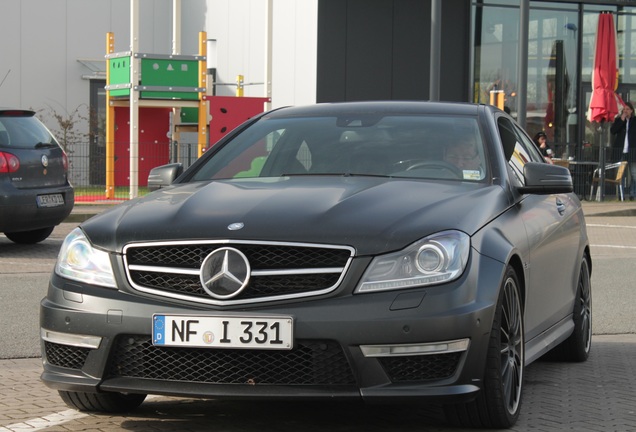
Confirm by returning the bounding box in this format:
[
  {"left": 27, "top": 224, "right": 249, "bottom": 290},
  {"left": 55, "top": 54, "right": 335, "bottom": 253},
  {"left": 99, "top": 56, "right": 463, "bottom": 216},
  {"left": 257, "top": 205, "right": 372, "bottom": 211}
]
[
  {"left": 2, "top": 210, "right": 635, "bottom": 358},
  {"left": 0, "top": 204, "right": 635, "bottom": 431}
]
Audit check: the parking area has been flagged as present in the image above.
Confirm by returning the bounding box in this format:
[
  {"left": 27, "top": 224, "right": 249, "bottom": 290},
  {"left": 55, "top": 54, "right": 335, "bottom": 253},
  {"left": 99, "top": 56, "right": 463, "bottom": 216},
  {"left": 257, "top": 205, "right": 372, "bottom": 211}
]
[
  {"left": 1, "top": 336, "right": 635, "bottom": 432},
  {"left": 0, "top": 202, "right": 635, "bottom": 431}
]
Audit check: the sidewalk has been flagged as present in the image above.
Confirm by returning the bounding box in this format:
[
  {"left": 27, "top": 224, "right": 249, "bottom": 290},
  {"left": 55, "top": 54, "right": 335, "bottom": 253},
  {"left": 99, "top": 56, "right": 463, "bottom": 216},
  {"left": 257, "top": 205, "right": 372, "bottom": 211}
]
[
  {"left": 580, "top": 199, "right": 636, "bottom": 216},
  {"left": 16, "top": 199, "right": 635, "bottom": 431}
]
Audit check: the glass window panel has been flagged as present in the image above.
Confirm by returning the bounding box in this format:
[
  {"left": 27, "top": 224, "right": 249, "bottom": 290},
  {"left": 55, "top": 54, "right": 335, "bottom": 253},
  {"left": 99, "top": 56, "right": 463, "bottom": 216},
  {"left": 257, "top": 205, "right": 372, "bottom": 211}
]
[
  {"left": 473, "top": 3, "right": 578, "bottom": 151},
  {"left": 528, "top": 8, "right": 578, "bottom": 151},
  {"left": 616, "top": 11, "right": 636, "bottom": 85},
  {"left": 472, "top": 6, "right": 519, "bottom": 111}
]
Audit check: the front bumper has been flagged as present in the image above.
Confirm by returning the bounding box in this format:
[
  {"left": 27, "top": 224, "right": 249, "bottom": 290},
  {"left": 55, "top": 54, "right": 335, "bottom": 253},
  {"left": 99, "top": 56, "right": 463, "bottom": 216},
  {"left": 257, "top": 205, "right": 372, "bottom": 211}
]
[{"left": 40, "top": 251, "right": 505, "bottom": 403}]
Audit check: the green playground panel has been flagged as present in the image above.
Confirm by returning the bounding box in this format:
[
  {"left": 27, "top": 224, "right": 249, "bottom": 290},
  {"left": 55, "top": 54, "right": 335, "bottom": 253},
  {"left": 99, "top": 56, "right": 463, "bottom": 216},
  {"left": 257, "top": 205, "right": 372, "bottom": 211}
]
[
  {"left": 180, "top": 107, "right": 199, "bottom": 123},
  {"left": 108, "top": 56, "right": 131, "bottom": 97},
  {"left": 107, "top": 56, "right": 201, "bottom": 100},
  {"left": 140, "top": 58, "right": 200, "bottom": 100}
]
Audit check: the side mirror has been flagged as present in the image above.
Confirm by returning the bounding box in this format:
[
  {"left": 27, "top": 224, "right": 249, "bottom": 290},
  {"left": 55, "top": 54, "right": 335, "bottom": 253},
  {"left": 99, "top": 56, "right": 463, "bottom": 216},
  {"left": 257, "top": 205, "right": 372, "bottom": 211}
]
[
  {"left": 147, "top": 163, "right": 183, "bottom": 192},
  {"left": 518, "top": 162, "right": 573, "bottom": 195}
]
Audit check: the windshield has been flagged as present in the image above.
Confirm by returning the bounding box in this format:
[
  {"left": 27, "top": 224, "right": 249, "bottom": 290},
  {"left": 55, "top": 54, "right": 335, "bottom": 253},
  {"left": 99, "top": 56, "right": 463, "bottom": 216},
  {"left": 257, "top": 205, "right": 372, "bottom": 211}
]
[{"left": 191, "top": 114, "right": 487, "bottom": 182}]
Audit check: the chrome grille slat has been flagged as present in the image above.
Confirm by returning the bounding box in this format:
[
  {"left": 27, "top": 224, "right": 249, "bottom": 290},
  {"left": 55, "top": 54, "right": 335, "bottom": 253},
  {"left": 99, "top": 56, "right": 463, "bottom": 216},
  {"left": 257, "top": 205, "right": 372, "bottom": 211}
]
[{"left": 124, "top": 240, "right": 354, "bottom": 305}]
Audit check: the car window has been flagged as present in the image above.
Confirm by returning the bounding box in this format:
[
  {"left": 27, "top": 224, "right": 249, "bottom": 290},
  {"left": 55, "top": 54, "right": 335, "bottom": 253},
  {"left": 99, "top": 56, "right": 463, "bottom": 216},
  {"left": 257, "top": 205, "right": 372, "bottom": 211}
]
[
  {"left": 0, "top": 114, "right": 57, "bottom": 149},
  {"left": 499, "top": 117, "right": 544, "bottom": 187},
  {"left": 190, "top": 114, "right": 488, "bottom": 182}
]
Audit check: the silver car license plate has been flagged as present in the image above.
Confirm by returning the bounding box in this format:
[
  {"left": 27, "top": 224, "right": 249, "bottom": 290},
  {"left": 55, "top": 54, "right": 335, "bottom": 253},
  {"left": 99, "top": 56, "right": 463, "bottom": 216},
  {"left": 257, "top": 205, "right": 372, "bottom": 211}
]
[
  {"left": 152, "top": 314, "right": 293, "bottom": 350},
  {"left": 36, "top": 193, "right": 64, "bottom": 207}
]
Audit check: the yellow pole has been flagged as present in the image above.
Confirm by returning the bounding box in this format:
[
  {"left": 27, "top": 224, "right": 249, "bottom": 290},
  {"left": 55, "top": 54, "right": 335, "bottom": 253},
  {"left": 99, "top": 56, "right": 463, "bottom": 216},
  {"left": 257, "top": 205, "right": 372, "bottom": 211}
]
[
  {"left": 236, "top": 74, "right": 244, "bottom": 97},
  {"left": 497, "top": 91, "right": 504, "bottom": 110},
  {"left": 105, "top": 32, "right": 115, "bottom": 200},
  {"left": 489, "top": 89, "right": 504, "bottom": 110},
  {"left": 197, "top": 31, "right": 208, "bottom": 157}
]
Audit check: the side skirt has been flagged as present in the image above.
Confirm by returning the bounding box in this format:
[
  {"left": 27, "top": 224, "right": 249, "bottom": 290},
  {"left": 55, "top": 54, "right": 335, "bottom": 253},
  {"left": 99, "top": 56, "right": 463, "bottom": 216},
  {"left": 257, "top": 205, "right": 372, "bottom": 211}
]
[{"left": 524, "top": 315, "right": 574, "bottom": 365}]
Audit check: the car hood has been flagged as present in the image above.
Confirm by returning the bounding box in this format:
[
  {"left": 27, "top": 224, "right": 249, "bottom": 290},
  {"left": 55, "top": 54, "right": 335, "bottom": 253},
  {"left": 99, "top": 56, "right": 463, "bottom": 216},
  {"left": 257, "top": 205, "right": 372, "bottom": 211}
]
[{"left": 82, "top": 177, "right": 510, "bottom": 255}]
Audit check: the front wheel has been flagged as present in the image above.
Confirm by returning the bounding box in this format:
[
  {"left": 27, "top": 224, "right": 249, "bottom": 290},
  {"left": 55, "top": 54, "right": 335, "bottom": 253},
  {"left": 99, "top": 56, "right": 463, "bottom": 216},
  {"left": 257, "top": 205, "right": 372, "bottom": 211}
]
[
  {"left": 445, "top": 265, "right": 524, "bottom": 428},
  {"left": 58, "top": 390, "right": 146, "bottom": 413}
]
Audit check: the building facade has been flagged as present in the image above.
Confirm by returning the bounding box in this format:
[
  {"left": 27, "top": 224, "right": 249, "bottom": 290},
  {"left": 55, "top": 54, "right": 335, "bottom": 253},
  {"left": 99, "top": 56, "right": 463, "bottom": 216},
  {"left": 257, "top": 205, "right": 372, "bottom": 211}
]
[{"left": 2, "top": 0, "right": 636, "bottom": 194}]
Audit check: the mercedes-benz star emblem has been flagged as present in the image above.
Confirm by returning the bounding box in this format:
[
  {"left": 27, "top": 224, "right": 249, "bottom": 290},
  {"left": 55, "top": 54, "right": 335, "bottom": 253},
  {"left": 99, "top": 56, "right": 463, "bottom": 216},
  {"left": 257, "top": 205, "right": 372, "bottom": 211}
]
[{"left": 200, "top": 247, "right": 250, "bottom": 299}]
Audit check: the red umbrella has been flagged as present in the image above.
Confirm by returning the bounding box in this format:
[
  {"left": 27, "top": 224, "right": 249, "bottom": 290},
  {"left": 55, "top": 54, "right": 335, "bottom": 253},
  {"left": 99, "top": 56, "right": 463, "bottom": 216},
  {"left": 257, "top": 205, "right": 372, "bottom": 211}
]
[
  {"left": 587, "top": 12, "right": 622, "bottom": 201},
  {"left": 588, "top": 12, "right": 621, "bottom": 123}
]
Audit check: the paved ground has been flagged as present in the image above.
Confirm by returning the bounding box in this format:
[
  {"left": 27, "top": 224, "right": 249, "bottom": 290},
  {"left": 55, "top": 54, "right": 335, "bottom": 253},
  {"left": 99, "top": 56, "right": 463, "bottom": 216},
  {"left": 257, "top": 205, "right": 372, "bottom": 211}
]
[{"left": 0, "top": 200, "right": 635, "bottom": 431}]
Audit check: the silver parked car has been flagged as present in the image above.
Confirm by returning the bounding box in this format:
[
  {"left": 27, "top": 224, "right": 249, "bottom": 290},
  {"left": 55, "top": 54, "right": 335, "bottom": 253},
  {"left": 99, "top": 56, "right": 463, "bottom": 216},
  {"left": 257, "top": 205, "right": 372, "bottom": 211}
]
[
  {"left": 0, "top": 108, "right": 74, "bottom": 243},
  {"left": 40, "top": 102, "right": 591, "bottom": 428}
]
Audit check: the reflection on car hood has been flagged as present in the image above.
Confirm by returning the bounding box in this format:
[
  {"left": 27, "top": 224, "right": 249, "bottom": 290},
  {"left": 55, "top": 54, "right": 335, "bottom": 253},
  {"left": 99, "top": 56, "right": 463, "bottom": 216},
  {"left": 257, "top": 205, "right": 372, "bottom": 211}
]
[{"left": 82, "top": 177, "right": 510, "bottom": 255}]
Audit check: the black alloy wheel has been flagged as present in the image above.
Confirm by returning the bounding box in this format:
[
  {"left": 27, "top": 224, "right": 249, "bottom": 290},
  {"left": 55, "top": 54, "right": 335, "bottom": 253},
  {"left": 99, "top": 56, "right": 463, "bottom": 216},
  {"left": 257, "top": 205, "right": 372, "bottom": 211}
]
[
  {"left": 445, "top": 265, "right": 524, "bottom": 428},
  {"left": 544, "top": 256, "right": 592, "bottom": 362}
]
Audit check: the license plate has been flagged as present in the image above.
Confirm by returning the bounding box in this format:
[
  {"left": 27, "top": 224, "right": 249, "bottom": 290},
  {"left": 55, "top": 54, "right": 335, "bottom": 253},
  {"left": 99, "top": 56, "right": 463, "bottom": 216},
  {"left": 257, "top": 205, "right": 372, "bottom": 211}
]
[
  {"left": 37, "top": 194, "right": 64, "bottom": 208},
  {"left": 152, "top": 314, "right": 293, "bottom": 350}
]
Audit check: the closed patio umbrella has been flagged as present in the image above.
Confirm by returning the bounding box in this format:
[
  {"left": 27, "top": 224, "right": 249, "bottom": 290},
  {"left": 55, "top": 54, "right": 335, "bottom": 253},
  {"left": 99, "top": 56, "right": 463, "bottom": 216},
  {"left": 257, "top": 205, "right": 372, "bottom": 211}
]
[{"left": 587, "top": 12, "right": 621, "bottom": 201}]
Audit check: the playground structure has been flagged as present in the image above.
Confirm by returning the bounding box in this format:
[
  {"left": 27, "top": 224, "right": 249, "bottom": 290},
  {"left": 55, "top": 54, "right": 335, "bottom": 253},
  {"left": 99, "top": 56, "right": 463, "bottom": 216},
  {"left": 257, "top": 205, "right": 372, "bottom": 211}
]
[
  {"left": 103, "top": 1, "right": 271, "bottom": 200},
  {"left": 105, "top": 30, "right": 208, "bottom": 200}
]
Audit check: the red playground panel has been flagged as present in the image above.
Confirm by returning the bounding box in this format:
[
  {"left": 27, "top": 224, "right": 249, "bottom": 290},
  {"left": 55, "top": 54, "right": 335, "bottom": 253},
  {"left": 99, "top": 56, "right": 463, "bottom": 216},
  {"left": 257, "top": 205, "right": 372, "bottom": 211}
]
[
  {"left": 114, "top": 107, "right": 172, "bottom": 186},
  {"left": 207, "top": 96, "right": 270, "bottom": 148}
]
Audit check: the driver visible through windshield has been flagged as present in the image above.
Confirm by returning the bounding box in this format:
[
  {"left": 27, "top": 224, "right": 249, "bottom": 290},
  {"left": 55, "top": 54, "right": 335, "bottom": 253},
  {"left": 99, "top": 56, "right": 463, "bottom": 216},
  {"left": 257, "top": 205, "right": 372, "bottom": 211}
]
[{"left": 191, "top": 114, "right": 487, "bottom": 182}]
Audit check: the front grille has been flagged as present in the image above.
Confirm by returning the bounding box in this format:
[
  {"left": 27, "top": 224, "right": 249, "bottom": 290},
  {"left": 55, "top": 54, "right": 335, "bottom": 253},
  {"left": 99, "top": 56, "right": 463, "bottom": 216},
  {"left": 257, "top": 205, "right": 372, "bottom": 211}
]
[
  {"left": 44, "top": 341, "right": 91, "bottom": 370},
  {"left": 106, "top": 335, "right": 356, "bottom": 386},
  {"left": 378, "top": 353, "right": 462, "bottom": 382},
  {"left": 124, "top": 241, "right": 353, "bottom": 305}
]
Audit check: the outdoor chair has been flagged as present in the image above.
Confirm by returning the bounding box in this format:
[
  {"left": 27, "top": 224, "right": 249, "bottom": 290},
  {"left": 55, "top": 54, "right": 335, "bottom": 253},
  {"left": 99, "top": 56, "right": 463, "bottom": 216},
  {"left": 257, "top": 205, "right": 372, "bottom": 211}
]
[{"left": 590, "top": 161, "right": 629, "bottom": 201}]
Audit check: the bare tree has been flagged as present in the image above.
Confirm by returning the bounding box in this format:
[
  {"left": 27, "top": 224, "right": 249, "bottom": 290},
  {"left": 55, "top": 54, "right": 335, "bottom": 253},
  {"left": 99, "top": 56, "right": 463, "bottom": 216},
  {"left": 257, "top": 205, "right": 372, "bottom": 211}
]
[{"left": 38, "top": 104, "right": 90, "bottom": 155}]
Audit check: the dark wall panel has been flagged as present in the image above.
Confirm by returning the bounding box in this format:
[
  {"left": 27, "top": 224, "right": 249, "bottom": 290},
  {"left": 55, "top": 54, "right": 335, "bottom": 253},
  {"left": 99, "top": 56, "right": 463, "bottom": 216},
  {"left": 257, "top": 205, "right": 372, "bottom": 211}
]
[
  {"left": 317, "top": 0, "right": 471, "bottom": 103},
  {"left": 316, "top": 1, "right": 347, "bottom": 102},
  {"left": 440, "top": 0, "right": 471, "bottom": 102},
  {"left": 345, "top": 0, "right": 394, "bottom": 101},
  {"left": 392, "top": 0, "right": 429, "bottom": 100}
]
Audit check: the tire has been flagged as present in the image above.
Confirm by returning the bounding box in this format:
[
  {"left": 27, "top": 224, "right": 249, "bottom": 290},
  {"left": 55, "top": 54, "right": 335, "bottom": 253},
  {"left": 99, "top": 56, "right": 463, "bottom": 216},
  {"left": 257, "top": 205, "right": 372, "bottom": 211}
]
[
  {"left": 4, "top": 227, "right": 55, "bottom": 244},
  {"left": 544, "top": 256, "right": 592, "bottom": 362},
  {"left": 58, "top": 390, "right": 146, "bottom": 413},
  {"left": 445, "top": 265, "right": 524, "bottom": 429}
]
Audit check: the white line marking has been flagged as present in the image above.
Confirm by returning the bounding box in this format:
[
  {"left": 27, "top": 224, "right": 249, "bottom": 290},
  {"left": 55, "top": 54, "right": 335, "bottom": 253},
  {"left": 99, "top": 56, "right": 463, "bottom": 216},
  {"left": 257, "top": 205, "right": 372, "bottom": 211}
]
[
  {"left": 591, "top": 244, "right": 636, "bottom": 250},
  {"left": 0, "top": 396, "right": 161, "bottom": 431},
  {"left": 587, "top": 223, "right": 636, "bottom": 229},
  {"left": 0, "top": 410, "right": 88, "bottom": 431}
]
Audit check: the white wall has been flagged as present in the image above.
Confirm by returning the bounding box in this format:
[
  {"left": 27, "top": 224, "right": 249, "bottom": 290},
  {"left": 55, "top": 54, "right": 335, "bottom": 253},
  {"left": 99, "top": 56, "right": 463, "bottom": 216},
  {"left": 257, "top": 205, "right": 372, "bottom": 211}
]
[
  {"left": 0, "top": 0, "right": 318, "bottom": 133},
  {"left": 204, "top": 0, "right": 317, "bottom": 107},
  {"left": 271, "top": 0, "right": 318, "bottom": 107},
  {"left": 0, "top": 0, "right": 171, "bottom": 126}
]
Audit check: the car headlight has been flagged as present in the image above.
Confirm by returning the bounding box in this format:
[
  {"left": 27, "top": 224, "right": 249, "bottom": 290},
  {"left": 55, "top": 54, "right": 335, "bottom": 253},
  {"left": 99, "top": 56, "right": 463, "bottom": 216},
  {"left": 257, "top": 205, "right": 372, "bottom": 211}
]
[
  {"left": 355, "top": 230, "right": 470, "bottom": 293},
  {"left": 55, "top": 228, "right": 117, "bottom": 288}
]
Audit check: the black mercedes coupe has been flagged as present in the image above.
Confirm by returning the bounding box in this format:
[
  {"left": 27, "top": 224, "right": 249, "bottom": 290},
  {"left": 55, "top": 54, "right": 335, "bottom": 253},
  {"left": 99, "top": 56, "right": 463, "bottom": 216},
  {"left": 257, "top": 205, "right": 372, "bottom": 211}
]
[{"left": 40, "top": 101, "right": 591, "bottom": 428}]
